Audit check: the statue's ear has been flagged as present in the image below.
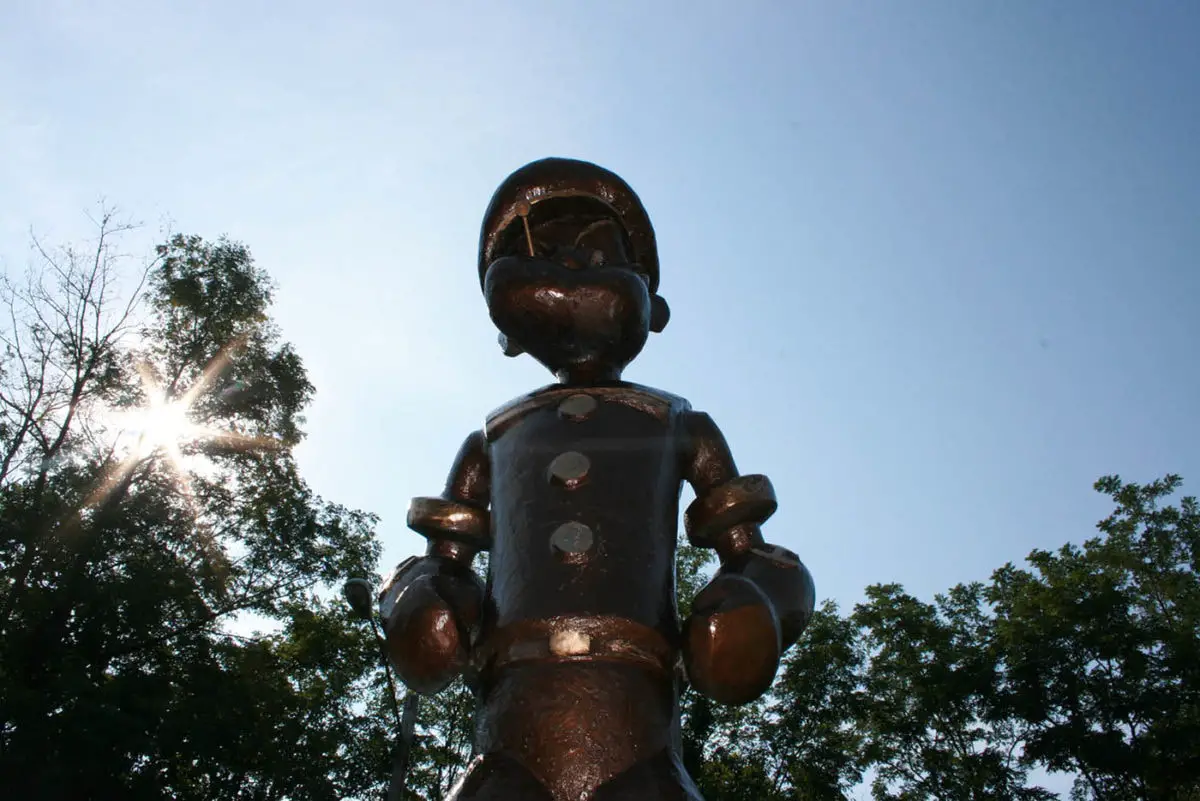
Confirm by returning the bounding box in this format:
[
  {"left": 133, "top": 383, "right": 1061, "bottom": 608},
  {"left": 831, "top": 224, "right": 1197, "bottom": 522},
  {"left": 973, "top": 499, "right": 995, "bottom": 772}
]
[
  {"left": 650, "top": 295, "right": 670, "bottom": 333},
  {"left": 498, "top": 332, "right": 524, "bottom": 357}
]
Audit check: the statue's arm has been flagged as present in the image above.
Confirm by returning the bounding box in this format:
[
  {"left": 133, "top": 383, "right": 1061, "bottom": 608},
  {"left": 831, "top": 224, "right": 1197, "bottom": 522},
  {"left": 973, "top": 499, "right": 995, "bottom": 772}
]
[
  {"left": 680, "top": 411, "right": 816, "bottom": 705},
  {"left": 378, "top": 430, "right": 490, "bottom": 695}
]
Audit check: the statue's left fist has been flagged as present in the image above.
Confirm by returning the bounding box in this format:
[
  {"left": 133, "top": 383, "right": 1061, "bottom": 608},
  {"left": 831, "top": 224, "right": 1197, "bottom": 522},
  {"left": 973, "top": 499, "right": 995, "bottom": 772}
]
[
  {"left": 683, "top": 573, "right": 781, "bottom": 705},
  {"left": 378, "top": 555, "right": 484, "bottom": 694}
]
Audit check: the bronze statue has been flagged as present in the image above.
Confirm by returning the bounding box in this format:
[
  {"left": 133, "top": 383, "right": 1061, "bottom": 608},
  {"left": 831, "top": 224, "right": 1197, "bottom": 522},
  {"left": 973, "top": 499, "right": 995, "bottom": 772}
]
[{"left": 379, "top": 158, "right": 815, "bottom": 801}]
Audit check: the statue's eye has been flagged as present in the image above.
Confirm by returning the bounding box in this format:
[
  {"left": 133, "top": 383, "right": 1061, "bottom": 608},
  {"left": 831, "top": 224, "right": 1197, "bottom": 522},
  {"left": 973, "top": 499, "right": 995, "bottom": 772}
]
[{"left": 575, "top": 220, "right": 625, "bottom": 261}]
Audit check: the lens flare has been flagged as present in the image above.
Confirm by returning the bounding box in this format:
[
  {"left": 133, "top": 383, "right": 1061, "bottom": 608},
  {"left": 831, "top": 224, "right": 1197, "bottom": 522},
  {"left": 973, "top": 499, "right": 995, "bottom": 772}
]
[{"left": 95, "top": 340, "right": 281, "bottom": 512}]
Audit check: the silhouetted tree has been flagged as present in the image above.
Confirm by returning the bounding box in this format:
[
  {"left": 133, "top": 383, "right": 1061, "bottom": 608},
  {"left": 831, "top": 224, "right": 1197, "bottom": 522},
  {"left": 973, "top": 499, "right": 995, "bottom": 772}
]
[
  {"left": 0, "top": 215, "right": 385, "bottom": 799},
  {"left": 988, "top": 475, "right": 1200, "bottom": 801}
]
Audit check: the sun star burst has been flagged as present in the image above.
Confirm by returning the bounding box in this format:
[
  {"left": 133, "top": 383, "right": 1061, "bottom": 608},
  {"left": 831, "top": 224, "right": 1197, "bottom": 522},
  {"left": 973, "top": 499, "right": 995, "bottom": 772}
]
[{"left": 93, "top": 341, "right": 281, "bottom": 511}]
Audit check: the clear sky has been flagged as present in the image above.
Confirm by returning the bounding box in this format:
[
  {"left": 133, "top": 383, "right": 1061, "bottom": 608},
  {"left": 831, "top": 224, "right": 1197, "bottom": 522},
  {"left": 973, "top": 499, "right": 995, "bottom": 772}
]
[{"left": 3, "top": 0, "right": 1198, "bottom": 737}]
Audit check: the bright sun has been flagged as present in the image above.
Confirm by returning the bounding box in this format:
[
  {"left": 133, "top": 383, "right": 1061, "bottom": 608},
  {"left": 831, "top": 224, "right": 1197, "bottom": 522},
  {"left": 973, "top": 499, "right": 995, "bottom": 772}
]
[
  {"left": 97, "top": 343, "right": 275, "bottom": 511},
  {"left": 107, "top": 359, "right": 216, "bottom": 467},
  {"left": 129, "top": 393, "right": 201, "bottom": 458}
]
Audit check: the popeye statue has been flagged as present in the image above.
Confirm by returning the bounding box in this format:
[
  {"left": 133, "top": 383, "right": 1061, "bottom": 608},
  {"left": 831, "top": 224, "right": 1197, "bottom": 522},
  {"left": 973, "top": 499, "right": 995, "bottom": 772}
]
[{"left": 379, "top": 158, "right": 816, "bottom": 801}]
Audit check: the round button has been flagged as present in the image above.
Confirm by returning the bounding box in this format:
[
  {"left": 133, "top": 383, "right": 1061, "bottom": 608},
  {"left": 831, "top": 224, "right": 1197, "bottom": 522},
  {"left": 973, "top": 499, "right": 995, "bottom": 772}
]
[
  {"left": 547, "top": 451, "right": 590, "bottom": 489},
  {"left": 550, "top": 522, "right": 594, "bottom": 563},
  {"left": 558, "top": 393, "right": 598, "bottom": 421}
]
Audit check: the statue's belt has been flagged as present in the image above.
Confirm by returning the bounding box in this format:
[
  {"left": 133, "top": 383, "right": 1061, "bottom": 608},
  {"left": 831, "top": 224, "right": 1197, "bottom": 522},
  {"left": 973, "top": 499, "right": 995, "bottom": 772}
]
[{"left": 474, "top": 615, "right": 678, "bottom": 677}]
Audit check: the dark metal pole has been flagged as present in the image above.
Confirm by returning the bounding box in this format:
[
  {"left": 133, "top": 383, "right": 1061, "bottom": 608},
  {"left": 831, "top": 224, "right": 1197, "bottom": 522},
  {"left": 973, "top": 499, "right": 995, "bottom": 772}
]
[
  {"left": 344, "top": 579, "right": 419, "bottom": 801},
  {"left": 387, "top": 693, "right": 420, "bottom": 801},
  {"left": 369, "top": 616, "right": 418, "bottom": 801},
  {"left": 368, "top": 618, "right": 403, "bottom": 732}
]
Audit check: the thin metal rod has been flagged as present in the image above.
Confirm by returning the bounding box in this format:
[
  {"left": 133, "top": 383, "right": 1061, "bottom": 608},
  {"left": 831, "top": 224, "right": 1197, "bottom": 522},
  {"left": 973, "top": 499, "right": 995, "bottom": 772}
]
[
  {"left": 370, "top": 618, "right": 403, "bottom": 733},
  {"left": 388, "top": 693, "right": 420, "bottom": 801},
  {"left": 370, "top": 617, "right": 416, "bottom": 801},
  {"left": 515, "top": 200, "right": 535, "bottom": 256}
]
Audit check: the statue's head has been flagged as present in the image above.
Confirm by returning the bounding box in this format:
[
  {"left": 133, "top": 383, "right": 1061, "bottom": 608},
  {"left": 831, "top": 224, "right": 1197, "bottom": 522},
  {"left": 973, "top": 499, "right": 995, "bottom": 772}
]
[{"left": 479, "top": 158, "right": 670, "bottom": 383}]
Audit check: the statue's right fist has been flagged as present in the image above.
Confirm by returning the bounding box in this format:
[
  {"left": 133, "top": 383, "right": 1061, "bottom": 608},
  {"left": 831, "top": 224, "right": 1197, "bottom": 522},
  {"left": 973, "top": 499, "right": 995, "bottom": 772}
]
[{"left": 378, "top": 555, "right": 484, "bottom": 694}]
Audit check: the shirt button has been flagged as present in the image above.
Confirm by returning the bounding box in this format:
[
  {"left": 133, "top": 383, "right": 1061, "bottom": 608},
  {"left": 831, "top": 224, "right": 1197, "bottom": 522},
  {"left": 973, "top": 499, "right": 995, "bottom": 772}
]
[
  {"left": 547, "top": 451, "right": 590, "bottom": 489},
  {"left": 558, "top": 393, "right": 598, "bottom": 421},
  {"left": 550, "top": 521, "right": 594, "bottom": 563}
]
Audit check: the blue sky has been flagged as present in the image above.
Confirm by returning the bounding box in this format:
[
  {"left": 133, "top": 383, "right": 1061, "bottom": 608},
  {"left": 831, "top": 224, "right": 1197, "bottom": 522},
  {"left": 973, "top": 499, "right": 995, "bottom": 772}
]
[{"left": 3, "top": 0, "right": 1197, "bottom": 734}]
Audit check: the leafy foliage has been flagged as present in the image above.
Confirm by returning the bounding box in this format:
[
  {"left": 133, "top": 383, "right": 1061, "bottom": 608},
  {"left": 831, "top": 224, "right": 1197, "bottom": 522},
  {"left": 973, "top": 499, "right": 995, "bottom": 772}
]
[
  {"left": 853, "top": 582, "right": 1053, "bottom": 800},
  {"left": 0, "top": 216, "right": 385, "bottom": 799},
  {"left": 988, "top": 475, "right": 1200, "bottom": 801},
  {"left": 768, "top": 602, "right": 869, "bottom": 800},
  {"left": 406, "top": 678, "right": 477, "bottom": 800}
]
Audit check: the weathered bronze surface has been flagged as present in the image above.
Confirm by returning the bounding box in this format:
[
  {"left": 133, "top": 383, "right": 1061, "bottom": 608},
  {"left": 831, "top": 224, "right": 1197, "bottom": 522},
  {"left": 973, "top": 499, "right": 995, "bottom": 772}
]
[{"left": 379, "top": 158, "right": 816, "bottom": 800}]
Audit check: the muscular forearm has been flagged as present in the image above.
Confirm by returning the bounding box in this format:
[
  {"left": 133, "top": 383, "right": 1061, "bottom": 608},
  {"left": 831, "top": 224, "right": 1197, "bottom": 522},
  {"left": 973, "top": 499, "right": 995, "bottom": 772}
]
[
  {"left": 378, "top": 430, "right": 490, "bottom": 694},
  {"left": 682, "top": 412, "right": 814, "bottom": 645},
  {"left": 681, "top": 411, "right": 815, "bottom": 703},
  {"left": 409, "top": 428, "right": 492, "bottom": 564}
]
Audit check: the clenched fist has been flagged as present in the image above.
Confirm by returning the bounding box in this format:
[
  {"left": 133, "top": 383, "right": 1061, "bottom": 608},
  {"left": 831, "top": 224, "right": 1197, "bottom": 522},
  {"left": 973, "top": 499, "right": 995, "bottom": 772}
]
[
  {"left": 683, "top": 573, "right": 781, "bottom": 705},
  {"left": 378, "top": 555, "right": 485, "bottom": 695},
  {"left": 683, "top": 545, "right": 815, "bottom": 705}
]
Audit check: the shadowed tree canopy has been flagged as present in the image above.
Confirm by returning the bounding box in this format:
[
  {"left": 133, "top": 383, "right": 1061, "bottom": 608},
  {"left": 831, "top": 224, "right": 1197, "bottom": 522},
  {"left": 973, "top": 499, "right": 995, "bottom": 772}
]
[
  {"left": 672, "top": 477, "right": 1200, "bottom": 801},
  {"left": 0, "top": 216, "right": 388, "bottom": 800},
  {"left": 987, "top": 475, "right": 1200, "bottom": 801}
]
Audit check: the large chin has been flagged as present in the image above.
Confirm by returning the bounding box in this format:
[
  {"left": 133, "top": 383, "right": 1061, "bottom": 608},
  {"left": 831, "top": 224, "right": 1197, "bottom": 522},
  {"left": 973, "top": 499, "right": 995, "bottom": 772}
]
[{"left": 484, "top": 256, "right": 651, "bottom": 376}]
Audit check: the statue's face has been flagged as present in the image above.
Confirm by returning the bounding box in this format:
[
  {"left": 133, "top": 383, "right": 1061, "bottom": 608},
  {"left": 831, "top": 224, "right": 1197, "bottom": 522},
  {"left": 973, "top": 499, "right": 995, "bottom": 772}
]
[{"left": 483, "top": 203, "right": 655, "bottom": 381}]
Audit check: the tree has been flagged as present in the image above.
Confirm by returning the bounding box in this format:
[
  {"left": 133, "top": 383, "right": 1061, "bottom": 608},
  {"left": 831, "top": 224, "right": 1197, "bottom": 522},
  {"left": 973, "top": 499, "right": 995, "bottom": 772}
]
[
  {"left": 853, "top": 582, "right": 1054, "bottom": 801},
  {"left": 405, "top": 678, "right": 477, "bottom": 800},
  {"left": 0, "top": 211, "right": 143, "bottom": 620},
  {"left": 0, "top": 216, "right": 386, "bottom": 799},
  {"left": 765, "top": 601, "right": 868, "bottom": 800},
  {"left": 987, "top": 475, "right": 1200, "bottom": 801}
]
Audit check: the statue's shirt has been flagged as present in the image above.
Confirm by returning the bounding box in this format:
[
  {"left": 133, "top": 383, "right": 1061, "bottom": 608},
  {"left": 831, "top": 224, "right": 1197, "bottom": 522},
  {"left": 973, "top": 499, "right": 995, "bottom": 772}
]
[{"left": 483, "top": 383, "right": 691, "bottom": 642}]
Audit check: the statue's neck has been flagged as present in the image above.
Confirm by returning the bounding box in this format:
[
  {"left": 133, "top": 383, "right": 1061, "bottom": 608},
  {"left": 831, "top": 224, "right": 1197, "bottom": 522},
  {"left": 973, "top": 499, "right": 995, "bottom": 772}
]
[{"left": 555, "top": 365, "right": 624, "bottom": 386}]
